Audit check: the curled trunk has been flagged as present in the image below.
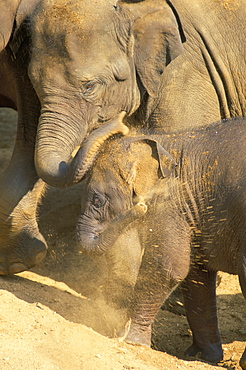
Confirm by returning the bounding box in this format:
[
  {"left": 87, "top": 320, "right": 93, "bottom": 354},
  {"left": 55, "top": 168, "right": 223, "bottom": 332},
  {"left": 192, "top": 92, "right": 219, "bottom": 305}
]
[
  {"left": 35, "top": 112, "right": 129, "bottom": 188},
  {"left": 76, "top": 203, "right": 147, "bottom": 255}
]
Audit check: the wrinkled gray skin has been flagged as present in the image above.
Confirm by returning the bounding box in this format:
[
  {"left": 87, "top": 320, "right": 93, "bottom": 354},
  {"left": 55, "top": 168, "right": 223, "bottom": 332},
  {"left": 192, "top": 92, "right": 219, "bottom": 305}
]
[
  {"left": 30, "top": 0, "right": 185, "bottom": 188},
  {"left": 0, "top": 0, "right": 245, "bottom": 274},
  {"left": 31, "top": 0, "right": 246, "bottom": 190},
  {"left": 0, "top": 0, "right": 184, "bottom": 274},
  {"left": 77, "top": 117, "right": 246, "bottom": 368},
  {"left": 0, "top": 0, "right": 47, "bottom": 275}
]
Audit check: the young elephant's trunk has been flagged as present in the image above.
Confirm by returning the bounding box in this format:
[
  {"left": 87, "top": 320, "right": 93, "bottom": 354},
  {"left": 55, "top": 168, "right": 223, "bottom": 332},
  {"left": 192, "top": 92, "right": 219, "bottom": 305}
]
[
  {"left": 76, "top": 203, "right": 147, "bottom": 255},
  {"left": 35, "top": 112, "right": 129, "bottom": 188}
]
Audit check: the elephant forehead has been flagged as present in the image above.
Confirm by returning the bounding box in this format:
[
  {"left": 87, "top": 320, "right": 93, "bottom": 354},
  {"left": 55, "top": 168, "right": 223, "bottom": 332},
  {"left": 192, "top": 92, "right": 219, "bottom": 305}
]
[
  {"left": 33, "top": 0, "right": 122, "bottom": 66},
  {"left": 91, "top": 159, "right": 126, "bottom": 184},
  {"left": 35, "top": 0, "right": 118, "bottom": 32},
  {"left": 65, "top": 32, "right": 119, "bottom": 60}
]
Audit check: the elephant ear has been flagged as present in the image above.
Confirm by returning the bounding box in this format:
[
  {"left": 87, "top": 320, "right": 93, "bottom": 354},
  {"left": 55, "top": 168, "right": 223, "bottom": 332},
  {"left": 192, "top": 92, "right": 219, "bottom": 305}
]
[
  {"left": 0, "top": 0, "right": 21, "bottom": 52},
  {"left": 0, "top": 0, "right": 40, "bottom": 53},
  {"left": 118, "top": 0, "right": 186, "bottom": 97},
  {"left": 121, "top": 137, "right": 177, "bottom": 199},
  {"left": 145, "top": 139, "right": 177, "bottom": 178}
]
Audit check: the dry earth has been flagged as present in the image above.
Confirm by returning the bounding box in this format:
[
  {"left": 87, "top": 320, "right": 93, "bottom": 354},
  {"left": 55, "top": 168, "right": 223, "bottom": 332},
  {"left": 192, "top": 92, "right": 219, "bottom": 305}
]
[{"left": 0, "top": 107, "right": 245, "bottom": 370}]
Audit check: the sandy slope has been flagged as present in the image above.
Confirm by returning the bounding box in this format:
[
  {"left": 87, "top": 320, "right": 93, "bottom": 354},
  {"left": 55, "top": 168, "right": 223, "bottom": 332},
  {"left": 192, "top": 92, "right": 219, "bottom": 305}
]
[{"left": 0, "top": 107, "right": 245, "bottom": 370}]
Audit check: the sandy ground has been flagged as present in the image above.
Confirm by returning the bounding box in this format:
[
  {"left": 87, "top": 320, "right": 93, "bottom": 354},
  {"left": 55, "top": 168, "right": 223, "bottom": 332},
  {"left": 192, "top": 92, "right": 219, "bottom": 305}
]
[{"left": 0, "top": 107, "right": 245, "bottom": 370}]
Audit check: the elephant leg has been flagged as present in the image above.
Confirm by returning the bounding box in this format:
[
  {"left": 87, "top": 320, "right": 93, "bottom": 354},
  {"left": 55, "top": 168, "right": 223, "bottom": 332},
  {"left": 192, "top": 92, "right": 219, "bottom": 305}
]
[
  {"left": 0, "top": 161, "right": 47, "bottom": 275},
  {"left": 239, "top": 253, "right": 246, "bottom": 370},
  {"left": 181, "top": 265, "right": 223, "bottom": 364},
  {"left": 239, "top": 252, "right": 246, "bottom": 299},
  {"left": 125, "top": 244, "right": 183, "bottom": 347},
  {"left": 0, "top": 135, "right": 48, "bottom": 274},
  {"left": 240, "top": 348, "right": 246, "bottom": 370},
  {"left": 0, "top": 70, "right": 47, "bottom": 274}
]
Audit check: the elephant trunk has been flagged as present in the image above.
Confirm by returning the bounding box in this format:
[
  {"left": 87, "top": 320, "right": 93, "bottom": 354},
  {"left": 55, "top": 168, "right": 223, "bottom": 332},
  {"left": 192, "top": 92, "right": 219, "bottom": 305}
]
[
  {"left": 35, "top": 111, "right": 129, "bottom": 188},
  {"left": 76, "top": 203, "right": 147, "bottom": 255}
]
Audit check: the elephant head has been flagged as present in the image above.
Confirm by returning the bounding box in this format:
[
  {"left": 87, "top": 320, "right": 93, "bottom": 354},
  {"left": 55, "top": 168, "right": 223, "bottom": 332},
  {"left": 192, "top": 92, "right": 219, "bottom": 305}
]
[
  {"left": 76, "top": 135, "right": 177, "bottom": 254},
  {"left": 29, "top": 0, "right": 185, "bottom": 188}
]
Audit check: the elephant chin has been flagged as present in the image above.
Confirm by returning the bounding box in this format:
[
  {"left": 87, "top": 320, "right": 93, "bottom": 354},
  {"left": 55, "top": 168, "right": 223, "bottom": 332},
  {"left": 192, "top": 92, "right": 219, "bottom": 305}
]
[{"left": 35, "top": 112, "right": 129, "bottom": 188}]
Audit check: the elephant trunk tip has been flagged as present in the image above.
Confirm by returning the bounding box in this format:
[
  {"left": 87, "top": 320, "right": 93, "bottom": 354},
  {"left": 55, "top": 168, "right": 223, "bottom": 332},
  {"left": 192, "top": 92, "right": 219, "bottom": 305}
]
[
  {"left": 121, "top": 124, "right": 129, "bottom": 136},
  {"left": 136, "top": 202, "right": 147, "bottom": 213},
  {"left": 107, "top": 111, "right": 129, "bottom": 136},
  {"left": 117, "top": 111, "right": 129, "bottom": 135}
]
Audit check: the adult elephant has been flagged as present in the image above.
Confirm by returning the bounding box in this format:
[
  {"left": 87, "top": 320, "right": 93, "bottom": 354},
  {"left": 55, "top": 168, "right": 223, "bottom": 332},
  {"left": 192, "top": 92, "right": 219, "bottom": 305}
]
[
  {"left": 0, "top": 0, "right": 184, "bottom": 274},
  {"left": 31, "top": 0, "right": 246, "bottom": 190},
  {"left": 0, "top": 0, "right": 47, "bottom": 274},
  {"left": 0, "top": 0, "right": 182, "bottom": 274},
  {"left": 30, "top": 0, "right": 185, "bottom": 188}
]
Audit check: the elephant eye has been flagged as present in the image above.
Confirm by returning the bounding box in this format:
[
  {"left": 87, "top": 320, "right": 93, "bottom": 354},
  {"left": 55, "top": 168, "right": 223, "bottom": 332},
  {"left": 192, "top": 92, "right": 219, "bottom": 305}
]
[
  {"left": 92, "top": 193, "right": 105, "bottom": 208},
  {"left": 82, "top": 81, "right": 96, "bottom": 95}
]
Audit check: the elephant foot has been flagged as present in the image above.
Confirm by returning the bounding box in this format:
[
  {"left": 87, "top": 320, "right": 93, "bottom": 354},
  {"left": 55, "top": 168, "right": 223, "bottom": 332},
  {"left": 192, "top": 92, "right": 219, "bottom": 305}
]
[
  {"left": 0, "top": 230, "right": 47, "bottom": 275},
  {"left": 124, "top": 322, "right": 152, "bottom": 347},
  {"left": 240, "top": 347, "right": 246, "bottom": 370},
  {"left": 185, "top": 342, "right": 223, "bottom": 364}
]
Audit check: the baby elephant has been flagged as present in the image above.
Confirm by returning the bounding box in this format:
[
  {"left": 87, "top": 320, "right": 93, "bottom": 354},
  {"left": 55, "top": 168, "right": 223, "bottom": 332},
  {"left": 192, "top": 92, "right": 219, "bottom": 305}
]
[{"left": 76, "top": 117, "right": 246, "bottom": 369}]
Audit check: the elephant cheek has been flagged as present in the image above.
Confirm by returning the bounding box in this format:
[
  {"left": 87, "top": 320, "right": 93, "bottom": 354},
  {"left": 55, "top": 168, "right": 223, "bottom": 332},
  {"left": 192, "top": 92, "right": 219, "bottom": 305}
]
[
  {"left": 129, "top": 82, "right": 141, "bottom": 115},
  {"left": 121, "top": 79, "right": 141, "bottom": 116}
]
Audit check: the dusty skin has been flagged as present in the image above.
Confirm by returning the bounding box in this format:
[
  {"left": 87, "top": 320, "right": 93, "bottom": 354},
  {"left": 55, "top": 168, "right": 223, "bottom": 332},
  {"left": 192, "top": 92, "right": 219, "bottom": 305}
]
[{"left": 0, "top": 108, "right": 245, "bottom": 369}]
